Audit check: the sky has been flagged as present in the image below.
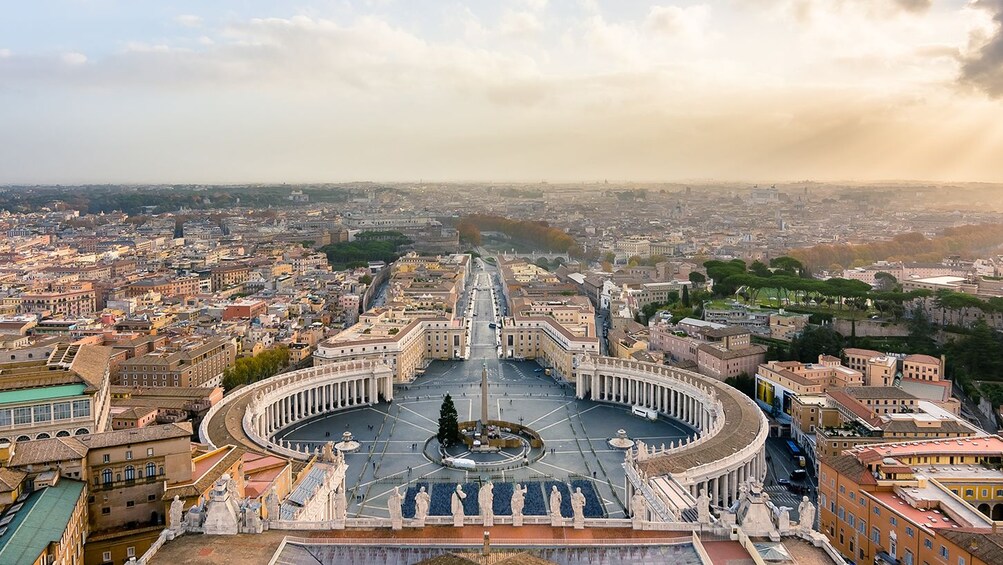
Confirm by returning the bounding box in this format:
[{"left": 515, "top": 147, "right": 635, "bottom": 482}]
[{"left": 2, "top": 0, "right": 1003, "bottom": 184}]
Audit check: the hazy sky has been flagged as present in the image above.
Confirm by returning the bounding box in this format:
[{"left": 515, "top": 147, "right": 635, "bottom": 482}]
[{"left": 3, "top": 0, "right": 1003, "bottom": 184}]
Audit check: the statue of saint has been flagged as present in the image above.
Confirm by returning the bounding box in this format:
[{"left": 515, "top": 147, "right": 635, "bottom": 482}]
[
  {"left": 451, "top": 484, "right": 467, "bottom": 527},
  {"left": 511, "top": 484, "right": 527, "bottom": 526},
  {"left": 169, "top": 495, "right": 184, "bottom": 531},
  {"left": 388, "top": 486, "right": 403, "bottom": 529},
  {"left": 549, "top": 485, "right": 563, "bottom": 526},
  {"left": 265, "top": 487, "right": 280, "bottom": 522},
  {"left": 570, "top": 487, "right": 586, "bottom": 528},
  {"left": 798, "top": 496, "right": 816, "bottom": 534},
  {"left": 479, "top": 482, "right": 494, "bottom": 526},
  {"left": 414, "top": 486, "right": 431, "bottom": 526},
  {"left": 631, "top": 490, "right": 647, "bottom": 522},
  {"left": 332, "top": 486, "right": 346, "bottom": 521},
  {"left": 696, "top": 488, "right": 711, "bottom": 524}
]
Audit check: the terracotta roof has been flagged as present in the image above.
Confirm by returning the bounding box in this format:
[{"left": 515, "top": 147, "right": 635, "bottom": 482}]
[
  {"left": 68, "top": 345, "right": 113, "bottom": 390},
  {"left": 939, "top": 531, "right": 1003, "bottom": 564},
  {"left": 164, "top": 445, "right": 246, "bottom": 501},
  {"left": 823, "top": 454, "right": 877, "bottom": 485},
  {"left": 75, "top": 422, "right": 192, "bottom": 449},
  {"left": 903, "top": 354, "right": 940, "bottom": 365},
  {"left": 8, "top": 437, "right": 89, "bottom": 467},
  {"left": 0, "top": 467, "right": 26, "bottom": 492},
  {"left": 840, "top": 386, "right": 916, "bottom": 400}
]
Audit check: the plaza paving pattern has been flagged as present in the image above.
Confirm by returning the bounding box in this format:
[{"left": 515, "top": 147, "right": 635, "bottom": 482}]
[{"left": 275, "top": 359, "right": 693, "bottom": 519}]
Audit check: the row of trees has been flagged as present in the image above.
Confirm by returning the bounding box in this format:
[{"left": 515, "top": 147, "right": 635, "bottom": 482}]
[
  {"left": 221, "top": 347, "right": 291, "bottom": 391},
  {"left": 704, "top": 257, "right": 931, "bottom": 315},
  {"left": 456, "top": 214, "right": 585, "bottom": 258},
  {"left": 319, "top": 231, "right": 412, "bottom": 268},
  {"left": 789, "top": 224, "right": 1003, "bottom": 271}
]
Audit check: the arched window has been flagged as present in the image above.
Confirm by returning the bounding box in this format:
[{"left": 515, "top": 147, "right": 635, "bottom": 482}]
[
  {"left": 35, "top": 433, "right": 50, "bottom": 440},
  {"left": 102, "top": 469, "right": 112, "bottom": 485},
  {"left": 124, "top": 466, "right": 135, "bottom": 481},
  {"left": 146, "top": 463, "right": 156, "bottom": 478},
  {"left": 159, "top": 466, "right": 165, "bottom": 476},
  {"left": 56, "top": 430, "right": 71, "bottom": 437}
]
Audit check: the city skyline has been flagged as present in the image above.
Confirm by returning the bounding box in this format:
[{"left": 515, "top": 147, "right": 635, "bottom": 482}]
[{"left": 3, "top": 1, "right": 1003, "bottom": 184}]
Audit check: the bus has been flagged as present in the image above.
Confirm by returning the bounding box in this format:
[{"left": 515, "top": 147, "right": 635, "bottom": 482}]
[{"left": 786, "top": 440, "right": 801, "bottom": 457}]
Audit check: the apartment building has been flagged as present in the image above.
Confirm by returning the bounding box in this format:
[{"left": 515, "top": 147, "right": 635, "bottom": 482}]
[
  {"left": 820, "top": 436, "right": 1003, "bottom": 565},
  {"left": 314, "top": 308, "right": 468, "bottom": 382},
  {"left": 0, "top": 343, "right": 113, "bottom": 443},
  {"left": 501, "top": 296, "right": 600, "bottom": 382},
  {"left": 649, "top": 317, "right": 766, "bottom": 380},
  {"left": 119, "top": 337, "right": 237, "bottom": 388},
  {"left": 755, "top": 356, "right": 864, "bottom": 424},
  {"left": 0, "top": 474, "right": 87, "bottom": 565},
  {"left": 18, "top": 284, "right": 97, "bottom": 317},
  {"left": 5, "top": 422, "right": 195, "bottom": 565}
]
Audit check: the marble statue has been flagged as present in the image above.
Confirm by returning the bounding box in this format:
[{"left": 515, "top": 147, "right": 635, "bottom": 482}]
[
  {"left": 479, "top": 482, "right": 494, "bottom": 527},
  {"left": 322, "top": 441, "right": 336, "bottom": 463},
  {"left": 570, "top": 486, "right": 586, "bottom": 529},
  {"left": 388, "top": 485, "right": 403, "bottom": 530},
  {"left": 549, "top": 485, "right": 563, "bottom": 526},
  {"left": 777, "top": 506, "right": 791, "bottom": 533},
  {"left": 797, "top": 496, "right": 816, "bottom": 535},
  {"left": 451, "top": 484, "right": 467, "bottom": 527},
  {"left": 332, "top": 485, "right": 347, "bottom": 524},
  {"left": 511, "top": 484, "right": 527, "bottom": 527},
  {"left": 243, "top": 502, "right": 263, "bottom": 534},
  {"left": 414, "top": 486, "right": 430, "bottom": 527},
  {"left": 169, "top": 495, "right": 184, "bottom": 532},
  {"left": 631, "top": 490, "right": 647, "bottom": 527},
  {"left": 696, "top": 488, "right": 711, "bottom": 524},
  {"left": 265, "top": 486, "right": 280, "bottom": 522}
]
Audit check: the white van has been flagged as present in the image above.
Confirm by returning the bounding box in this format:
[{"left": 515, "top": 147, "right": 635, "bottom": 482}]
[
  {"left": 632, "top": 406, "right": 658, "bottom": 421},
  {"left": 444, "top": 457, "right": 477, "bottom": 470}
]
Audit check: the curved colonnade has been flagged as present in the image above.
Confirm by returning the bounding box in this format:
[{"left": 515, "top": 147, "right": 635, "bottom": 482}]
[
  {"left": 574, "top": 356, "right": 769, "bottom": 515},
  {"left": 201, "top": 354, "right": 767, "bottom": 520},
  {"left": 200, "top": 360, "right": 394, "bottom": 461}
]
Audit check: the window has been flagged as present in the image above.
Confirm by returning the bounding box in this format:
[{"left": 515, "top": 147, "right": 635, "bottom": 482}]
[
  {"left": 126, "top": 500, "right": 135, "bottom": 508},
  {"left": 0, "top": 409, "right": 10, "bottom": 427},
  {"left": 965, "top": 489, "right": 974, "bottom": 497},
  {"left": 148, "top": 494, "right": 157, "bottom": 502},
  {"left": 102, "top": 469, "right": 112, "bottom": 485},
  {"left": 890, "top": 516, "right": 897, "bottom": 526},
  {"left": 147, "top": 447, "right": 154, "bottom": 456},
  {"left": 13, "top": 407, "right": 31, "bottom": 425},
  {"left": 124, "top": 466, "right": 135, "bottom": 481},
  {"left": 838, "top": 507, "right": 845, "bottom": 520},
  {"left": 903, "top": 550, "right": 913, "bottom": 565},
  {"left": 871, "top": 527, "right": 880, "bottom": 544},
  {"left": 101, "top": 507, "right": 111, "bottom": 515},
  {"left": 873, "top": 507, "right": 881, "bottom": 516},
  {"left": 102, "top": 551, "right": 112, "bottom": 563},
  {"left": 52, "top": 402, "right": 71, "bottom": 421},
  {"left": 940, "top": 546, "right": 949, "bottom": 559},
  {"left": 127, "top": 547, "right": 136, "bottom": 558},
  {"left": 125, "top": 450, "right": 133, "bottom": 460},
  {"left": 146, "top": 462, "right": 156, "bottom": 477},
  {"left": 33, "top": 404, "right": 51, "bottom": 422},
  {"left": 906, "top": 526, "right": 914, "bottom": 537},
  {"left": 103, "top": 454, "right": 110, "bottom": 463},
  {"left": 924, "top": 539, "right": 933, "bottom": 549},
  {"left": 72, "top": 400, "right": 90, "bottom": 418}
]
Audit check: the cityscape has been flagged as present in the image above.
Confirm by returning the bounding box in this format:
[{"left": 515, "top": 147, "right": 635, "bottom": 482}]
[{"left": 4, "top": 2, "right": 1003, "bottom": 565}]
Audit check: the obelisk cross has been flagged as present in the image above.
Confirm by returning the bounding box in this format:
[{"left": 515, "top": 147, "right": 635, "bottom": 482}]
[{"left": 480, "top": 363, "right": 489, "bottom": 425}]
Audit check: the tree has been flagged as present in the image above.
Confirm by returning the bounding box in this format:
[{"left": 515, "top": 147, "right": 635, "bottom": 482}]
[
  {"left": 359, "top": 274, "right": 373, "bottom": 285},
  {"left": 437, "top": 394, "right": 462, "bottom": 447},
  {"left": 688, "top": 271, "right": 706, "bottom": 285},
  {"left": 724, "top": 373, "right": 755, "bottom": 400},
  {"left": 769, "top": 256, "right": 805, "bottom": 278},
  {"left": 681, "top": 285, "right": 691, "bottom": 307},
  {"left": 789, "top": 325, "right": 844, "bottom": 363},
  {"left": 749, "top": 260, "right": 772, "bottom": 278},
  {"left": 873, "top": 271, "right": 898, "bottom": 292}
]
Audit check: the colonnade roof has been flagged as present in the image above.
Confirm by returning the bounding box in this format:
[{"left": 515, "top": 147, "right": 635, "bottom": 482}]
[{"left": 636, "top": 375, "right": 763, "bottom": 476}]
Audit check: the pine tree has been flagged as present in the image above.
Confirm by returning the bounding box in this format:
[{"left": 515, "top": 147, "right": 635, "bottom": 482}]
[
  {"left": 437, "top": 394, "right": 461, "bottom": 447},
  {"left": 682, "top": 284, "right": 691, "bottom": 307}
]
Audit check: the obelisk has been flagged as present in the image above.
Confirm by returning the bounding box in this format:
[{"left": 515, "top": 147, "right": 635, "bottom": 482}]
[{"left": 480, "top": 363, "right": 489, "bottom": 425}]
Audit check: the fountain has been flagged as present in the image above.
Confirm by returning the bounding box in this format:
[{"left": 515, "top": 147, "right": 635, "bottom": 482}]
[
  {"left": 608, "top": 428, "right": 636, "bottom": 449},
  {"left": 334, "top": 430, "right": 361, "bottom": 453}
]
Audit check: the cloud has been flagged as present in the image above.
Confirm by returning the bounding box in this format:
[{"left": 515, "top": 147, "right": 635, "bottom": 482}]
[
  {"left": 644, "top": 4, "right": 710, "bottom": 38},
  {"left": 176, "top": 15, "right": 202, "bottom": 28},
  {"left": 892, "top": 0, "right": 933, "bottom": 14},
  {"left": 0, "top": 49, "right": 10, "bottom": 58},
  {"left": 959, "top": 0, "right": 1003, "bottom": 97},
  {"left": 61, "top": 52, "right": 87, "bottom": 65},
  {"left": 498, "top": 10, "right": 543, "bottom": 38}
]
